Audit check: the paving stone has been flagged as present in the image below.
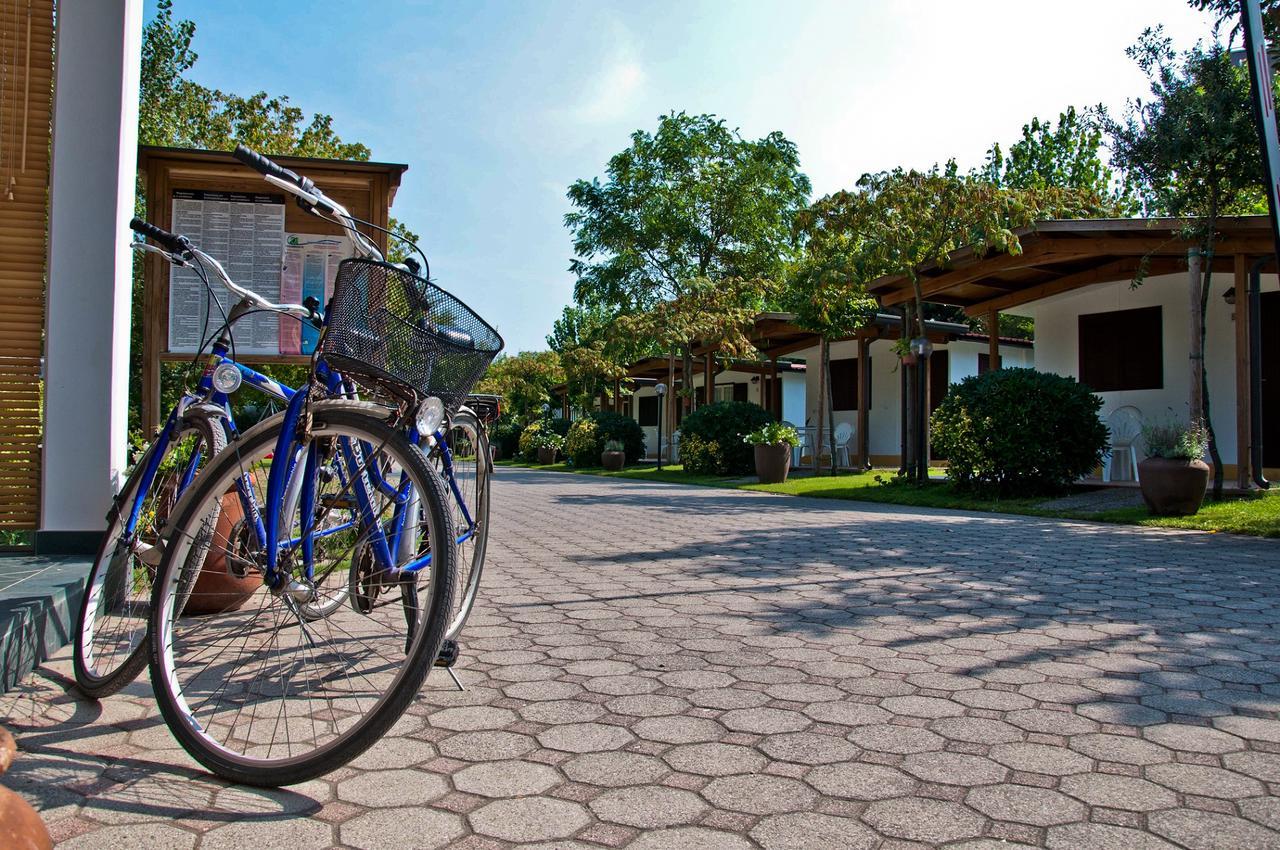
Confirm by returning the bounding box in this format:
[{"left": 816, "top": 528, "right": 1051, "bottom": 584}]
[
  {"left": 1149, "top": 808, "right": 1280, "bottom": 850},
  {"left": 967, "top": 783, "right": 1086, "bottom": 826},
  {"left": 200, "top": 818, "right": 333, "bottom": 850},
  {"left": 847, "top": 723, "right": 943, "bottom": 754},
  {"left": 759, "top": 731, "right": 861, "bottom": 764},
  {"left": 701, "top": 774, "right": 818, "bottom": 814},
  {"left": 429, "top": 706, "right": 517, "bottom": 731},
  {"left": 1143, "top": 723, "right": 1246, "bottom": 754},
  {"left": 453, "top": 760, "right": 562, "bottom": 797},
  {"left": 633, "top": 715, "right": 723, "bottom": 744},
  {"left": 537, "top": 721, "right": 635, "bottom": 753},
  {"left": 626, "top": 826, "right": 753, "bottom": 850},
  {"left": 58, "top": 823, "right": 198, "bottom": 850},
  {"left": 589, "top": 785, "right": 708, "bottom": 828},
  {"left": 930, "top": 716, "right": 1023, "bottom": 745},
  {"left": 1046, "top": 822, "right": 1180, "bottom": 849},
  {"left": 804, "top": 762, "right": 916, "bottom": 799},
  {"left": 437, "top": 730, "right": 537, "bottom": 761},
  {"left": 340, "top": 806, "right": 465, "bottom": 850},
  {"left": 1144, "top": 763, "right": 1265, "bottom": 799},
  {"left": 335, "top": 768, "right": 449, "bottom": 807},
  {"left": 1214, "top": 715, "right": 1280, "bottom": 743},
  {"left": 662, "top": 743, "right": 767, "bottom": 777},
  {"left": 470, "top": 797, "right": 593, "bottom": 843},
  {"left": 719, "top": 707, "right": 809, "bottom": 734},
  {"left": 1223, "top": 750, "right": 1280, "bottom": 783},
  {"left": 880, "top": 695, "right": 966, "bottom": 719},
  {"left": 801, "top": 701, "right": 891, "bottom": 727},
  {"left": 990, "top": 742, "right": 1092, "bottom": 776},
  {"left": 750, "top": 812, "right": 878, "bottom": 850},
  {"left": 1068, "top": 733, "right": 1172, "bottom": 765},
  {"left": 1059, "top": 772, "right": 1177, "bottom": 811},
  {"left": 563, "top": 751, "right": 669, "bottom": 786},
  {"left": 862, "top": 796, "right": 987, "bottom": 844},
  {"left": 900, "top": 751, "right": 1006, "bottom": 785}
]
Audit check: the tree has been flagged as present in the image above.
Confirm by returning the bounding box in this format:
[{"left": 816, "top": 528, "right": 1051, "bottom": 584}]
[
  {"left": 1189, "top": 0, "right": 1280, "bottom": 41},
  {"left": 805, "top": 164, "right": 1111, "bottom": 481},
  {"left": 474, "top": 351, "right": 566, "bottom": 425},
  {"left": 134, "top": 1, "right": 417, "bottom": 430},
  {"left": 564, "top": 112, "right": 810, "bottom": 414},
  {"left": 1099, "top": 27, "right": 1269, "bottom": 499},
  {"left": 980, "top": 106, "right": 1138, "bottom": 214}
]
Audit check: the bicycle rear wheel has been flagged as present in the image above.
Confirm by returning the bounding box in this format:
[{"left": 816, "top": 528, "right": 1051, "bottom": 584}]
[
  {"left": 429, "top": 408, "right": 489, "bottom": 642},
  {"left": 73, "top": 410, "right": 226, "bottom": 698},
  {"left": 147, "top": 400, "right": 455, "bottom": 786}
]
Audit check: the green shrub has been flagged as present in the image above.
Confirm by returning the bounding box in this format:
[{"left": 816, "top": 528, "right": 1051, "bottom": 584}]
[
  {"left": 490, "top": 419, "right": 523, "bottom": 459},
  {"left": 565, "top": 411, "right": 645, "bottom": 467},
  {"left": 931, "top": 367, "right": 1108, "bottom": 497},
  {"left": 678, "top": 401, "right": 774, "bottom": 475},
  {"left": 680, "top": 433, "right": 725, "bottom": 475},
  {"left": 546, "top": 417, "right": 572, "bottom": 439},
  {"left": 565, "top": 418, "right": 600, "bottom": 466},
  {"left": 518, "top": 421, "right": 544, "bottom": 460}
]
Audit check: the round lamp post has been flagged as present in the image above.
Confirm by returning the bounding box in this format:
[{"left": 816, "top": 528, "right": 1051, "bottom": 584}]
[
  {"left": 910, "top": 337, "right": 933, "bottom": 482},
  {"left": 655, "top": 382, "right": 668, "bottom": 470}
]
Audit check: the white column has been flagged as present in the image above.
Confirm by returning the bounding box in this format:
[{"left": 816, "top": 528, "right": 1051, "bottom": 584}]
[{"left": 40, "top": 0, "right": 143, "bottom": 552}]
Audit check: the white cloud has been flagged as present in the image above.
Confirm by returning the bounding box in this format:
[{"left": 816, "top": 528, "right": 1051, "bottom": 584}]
[{"left": 575, "top": 57, "right": 645, "bottom": 123}]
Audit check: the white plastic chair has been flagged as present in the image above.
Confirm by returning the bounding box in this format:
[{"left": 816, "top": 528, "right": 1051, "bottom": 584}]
[
  {"left": 832, "top": 422, "right": 854, "bottom": 468},
  {"left": 1104, "top": 406, "right": 1143, "bottom": 482}
]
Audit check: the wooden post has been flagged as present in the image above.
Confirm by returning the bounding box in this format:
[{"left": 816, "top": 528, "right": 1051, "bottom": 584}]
[
  {"left": 857, "top": 335, "right": 870, "bottom": 469},
  {"left": 987, "top": 309, "right": 1000, "bottom": 371},
  {"left": 1189, "top": 248, "right": 1205, "bottom": 424},
  {"left": 613, "top": 379, "right": 622, "bottom": 414},
  {"left": 815, "top": 338, "right": 828, "bottom": 472},
  {"left": 1235, "top": 254, "right": 1252, "bottom": 489},
  {"left": 705, "top": 350, "right": 715, "bottom": 406}
]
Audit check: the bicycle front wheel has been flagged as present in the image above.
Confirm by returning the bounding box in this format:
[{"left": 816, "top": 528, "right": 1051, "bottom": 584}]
[
  {"left": 148, "top": 401, "right": 456, "bottom": 786},
  {"left": 74, "top": 410, "right": 226, "bottom": 698}
]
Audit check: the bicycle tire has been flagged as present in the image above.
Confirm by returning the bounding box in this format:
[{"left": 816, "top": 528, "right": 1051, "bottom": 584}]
[
  {"left": 147, "top": 400, "right": 456, "bottom": 786},
  {"left": 435, "top": 408, "right": 490, "bottom": 642},
  {"left": 73, "top": 410, "right": 227, "bottom": 698}
]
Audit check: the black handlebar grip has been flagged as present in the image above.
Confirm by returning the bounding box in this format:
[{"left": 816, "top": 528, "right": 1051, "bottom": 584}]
[
  {"left": 232, "top": 144, "right": 304, "bottom": 186},
  {"left": 130, "top": 217, "right": 190, "bottom": 254}
]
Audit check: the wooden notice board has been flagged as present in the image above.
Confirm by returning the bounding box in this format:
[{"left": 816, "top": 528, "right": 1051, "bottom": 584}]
[{"left": 137, "top": 146, "right": 407, "bottom": 431}]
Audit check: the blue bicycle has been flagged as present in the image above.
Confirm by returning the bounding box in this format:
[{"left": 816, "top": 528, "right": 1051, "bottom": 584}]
[
  {"left": 73, "top": 219, "right": 314, "bottom": 698},
  {"left": 145, "top": 146, "right": 503, "bottom": 786}
]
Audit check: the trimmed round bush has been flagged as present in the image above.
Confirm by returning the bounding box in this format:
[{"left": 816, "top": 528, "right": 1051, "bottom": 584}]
[
  {"left": 678, "top": 401, "right": 774, "bottom": 476},
  {"left": 931, "top": 367, "right": 1107, "bottom": 497},
  {"left": 565, "top": 411, "right": 645, "bottom": 467}
]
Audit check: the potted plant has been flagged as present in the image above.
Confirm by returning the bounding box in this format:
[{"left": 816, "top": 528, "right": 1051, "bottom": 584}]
[
  {"left": 1138, "top": 420, "right": 1209, "bottom": 516},
  {"left": 601, "top": 438, "right": 626, "bottom": 471},
  {"left": 535, "top": 432, "right": 563, "bottom": 465},
  {"left": 744, "top": 423, "right": 800, "bottom": 484},
  {"left": 892, "top": 337, "right": 916, "bottom": 365}
]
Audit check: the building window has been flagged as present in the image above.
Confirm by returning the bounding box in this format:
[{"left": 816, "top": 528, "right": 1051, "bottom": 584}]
[
  {"left": 978, "top": 353, "right": 1001, "bottom": 374},
  {"left": 1078, "top": 306, "right": 1163, "bottom": 392},
  {"left": 713, "top": 383, "right": 749, "bottom": 403},
  {"left": 638, "top": 396, "right": 659, "bottom": 426},
  {"left": 828, "top": 358, "right": 870, "bottom": 410}
]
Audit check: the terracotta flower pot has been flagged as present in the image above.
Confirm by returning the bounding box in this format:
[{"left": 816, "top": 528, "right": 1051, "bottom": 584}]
[
  {"left": 601, "top": 450, "right": 625, "bottom": 471},
  {"left": 1139, "top": 457, "right": 1209, "bottom": 516},
  {"left": 185, "top": 492, "right": 261, "bottom": 615},
  {"left": 0, "top": 726, "right": 53, "bottom": 850},
  {"left": 537, "top": 446, "right": 558, "bottom": 465},
  {"left": 754, "top": 443, "right": 792, "bottom": 484},
  {"left": 900, "top": 353, "right": 918, "bottom": 366}
]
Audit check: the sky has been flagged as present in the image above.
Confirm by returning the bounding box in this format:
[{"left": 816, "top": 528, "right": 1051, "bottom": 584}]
[{"left": 147, "top": 0, "right": 1225, "bottom": 354}]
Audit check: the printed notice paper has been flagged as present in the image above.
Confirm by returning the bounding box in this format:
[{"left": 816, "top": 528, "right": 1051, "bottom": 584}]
[
  {"left": 279, "top": 234, "right": 351, "bottom": 355},
  {"left": 168, "top": 189, "right": 286, "bottom": 354}
]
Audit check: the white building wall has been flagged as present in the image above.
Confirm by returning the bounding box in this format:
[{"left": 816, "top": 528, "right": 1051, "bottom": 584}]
[
  {"left": 799, "top": 337, "right": 1034, "bottom": 463},
  {"left": 1024, "top": 270, "right": 1279, "bottom": 465}
]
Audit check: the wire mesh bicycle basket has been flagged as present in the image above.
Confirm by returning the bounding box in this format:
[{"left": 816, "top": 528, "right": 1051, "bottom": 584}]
[{"left": 320, "top": 258, "right": 504, "bottom": 411}]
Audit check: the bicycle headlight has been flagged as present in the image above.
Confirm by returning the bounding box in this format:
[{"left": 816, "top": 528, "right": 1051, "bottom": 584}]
[
  {"left": 415, "top": 396, "right": 446, "bottom": 435},
  {"left": 211, "top": 362, "right": 243, "bottom": 394}
]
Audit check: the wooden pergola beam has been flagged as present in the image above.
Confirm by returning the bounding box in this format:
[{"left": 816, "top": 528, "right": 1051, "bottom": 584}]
[
  {"left": 878, "top": 248, "right": 1100, "bottom": 307},
  {"left": 961, "top": 257, "right": 1184, "bottom": 317}
]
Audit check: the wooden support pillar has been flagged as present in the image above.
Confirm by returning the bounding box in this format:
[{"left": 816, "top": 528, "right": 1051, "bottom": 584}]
[
  {"left": 1189, "top": 248, "right": 1205, "bottom": 424},
  {"left": 987, "top": 309, "right": 1000, "bottom": 371},
  {"left": 1235, "top": 254, "right": 1253, "bottom": 489},
  {"left": 613, "top": 379, "right": 622, "bottom": 414},
  {"left": 705, "top": 350, "right": 715, "bottom": 406},
  {"left": 562, "top": 393, "right": 570, "bottom": 420},
  {"left": 857, "top": 336, "right": 871, "bottom": 469}
]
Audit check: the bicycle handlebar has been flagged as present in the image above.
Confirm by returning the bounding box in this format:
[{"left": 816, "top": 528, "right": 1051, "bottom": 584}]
[
  {"left": 130, "top": 216, "right": 191, "bottom": 255},
  {"left": 232, "top": 143, "right": 383, "bottom": 262}
]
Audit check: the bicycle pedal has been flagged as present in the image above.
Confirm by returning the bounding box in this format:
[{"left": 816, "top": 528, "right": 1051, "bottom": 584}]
[{"left": 435, "top": 639, "right": 459, "bottom": 668}]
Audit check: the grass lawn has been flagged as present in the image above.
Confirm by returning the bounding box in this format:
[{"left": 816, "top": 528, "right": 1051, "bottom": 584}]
[{"left": 497, "top": 459, "right": 1280, "bottom": 538}]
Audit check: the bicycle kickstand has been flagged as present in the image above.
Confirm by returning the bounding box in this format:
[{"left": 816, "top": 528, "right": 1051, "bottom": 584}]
[{"left": 435, "top": 639, "right": 464, "bottom": 691}]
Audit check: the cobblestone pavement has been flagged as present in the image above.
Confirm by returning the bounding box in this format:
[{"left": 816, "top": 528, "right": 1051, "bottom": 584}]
[{"left": 4, "top": 467, "right": 1280, "bottom": 849}]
